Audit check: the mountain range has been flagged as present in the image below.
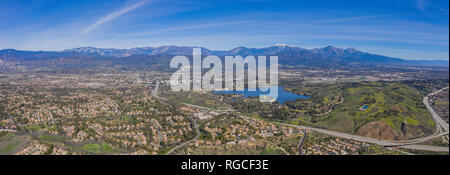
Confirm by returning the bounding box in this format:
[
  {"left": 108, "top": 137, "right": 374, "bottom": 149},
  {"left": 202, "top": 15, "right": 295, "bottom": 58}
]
[{"left": 0, "top": 44, "right": 448, "bottom": 68}]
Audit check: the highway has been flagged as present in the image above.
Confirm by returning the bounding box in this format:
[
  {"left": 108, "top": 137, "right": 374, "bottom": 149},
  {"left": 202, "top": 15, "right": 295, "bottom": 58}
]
[
  {"left": 423, "top": 87, "right": 449, "bottom": 133},
  {"left": 235, "top": 113, "right": 448, "bottom": 150},
  {"left": 271, "top": 120, "right": 448, "bottom": 149},
  {"left": 182, "top": 102, "right": 237, "bottom": 112},
  {"left": 397, "top": 144, "right": 449, "bottom": 152},
  {"left": 152, "top": 84, "right": 449, "bottom": 153}
]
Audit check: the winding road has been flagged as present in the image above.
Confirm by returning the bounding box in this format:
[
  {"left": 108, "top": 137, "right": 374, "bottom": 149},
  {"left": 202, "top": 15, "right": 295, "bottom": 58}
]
[
  {"left": 152, "top": 83, "right": 449, "bottom": 153},
  {"left": 166, "top": 116, "right": 200, "bottom": 155},
  {"left": 423, "top": 87, "right": 449, "bottom": 133}
]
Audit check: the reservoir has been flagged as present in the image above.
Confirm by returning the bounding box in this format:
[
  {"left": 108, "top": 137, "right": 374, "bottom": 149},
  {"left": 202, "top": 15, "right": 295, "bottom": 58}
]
[
  {"left": 213, "top": 86, "right": 309, "bottom": 104},
  {"left": 361, "top": 105, "right": 369, "bottom": 110}
]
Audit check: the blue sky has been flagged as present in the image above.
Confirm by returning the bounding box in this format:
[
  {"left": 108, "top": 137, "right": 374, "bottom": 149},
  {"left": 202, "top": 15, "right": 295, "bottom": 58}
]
[{"left": 0, "top": 0, "right": 448, "bottom": 60}]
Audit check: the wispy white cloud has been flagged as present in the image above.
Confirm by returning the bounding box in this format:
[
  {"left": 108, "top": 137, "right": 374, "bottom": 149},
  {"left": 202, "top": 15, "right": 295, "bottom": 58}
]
[
  {"left": 81, "top": 0, "right": 150, "bottom": 35},
  {"left": 130, "top": 15, "right": 387, "bottom": 37},
  {"left": 129, "top": 21, "right": 254, "bottom": 37},
  {"left": 260, "top": 15, "right": 391, "bottom": 28},
  {"left": 309, "top": 15, "right": 391, "bottom": 24}
]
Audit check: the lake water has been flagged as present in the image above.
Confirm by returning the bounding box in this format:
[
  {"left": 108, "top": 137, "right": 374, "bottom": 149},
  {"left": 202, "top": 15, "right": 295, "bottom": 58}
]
[
  {"left": 213, "top": 86, "right": 310, "bottom": 104},
  {"left": 361, "top": 105, "right": 369, "bottom": 110}
]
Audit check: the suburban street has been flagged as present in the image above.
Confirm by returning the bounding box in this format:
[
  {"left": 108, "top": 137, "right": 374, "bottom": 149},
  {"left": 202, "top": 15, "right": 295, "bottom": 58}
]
[
  {"left": 423, "top": 87, "right": 449, "bottom": 133},
  {"left": 166, "top": 116, "right": 200, "bottom": 155}
]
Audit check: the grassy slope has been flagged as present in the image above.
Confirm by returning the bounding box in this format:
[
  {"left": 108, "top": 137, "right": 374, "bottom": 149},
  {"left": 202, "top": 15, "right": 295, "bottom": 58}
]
[{"left": 288, "top": 82, "right": 435, "bottom": 140}]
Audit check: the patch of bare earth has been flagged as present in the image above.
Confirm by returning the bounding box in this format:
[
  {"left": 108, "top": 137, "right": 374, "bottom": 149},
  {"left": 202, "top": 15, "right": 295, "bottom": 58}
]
[{"left": 357, "top": 121, "right": 401, "bottom": 140}]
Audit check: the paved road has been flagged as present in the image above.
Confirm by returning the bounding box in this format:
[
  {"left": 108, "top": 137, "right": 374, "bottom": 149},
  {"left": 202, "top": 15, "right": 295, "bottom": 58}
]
[
  {"left": 151, "top": 81, "right": 159, "bottom": 97},
  {"left": 399, "top": 144, "right": 449, "bottom": 152},
  {"left": 271, "top": 120, "right": 448, "bottom": 149},
  {"left": 235, "top": 113, "right": 447, "bottom": 148},
  {"left": 423, "top": 87, "right": 449, "bottom": 133},
  {"left": 151, "top": 81, "right": 168, "bottom": 101},
  {"left": 182, "top": 103, "right": 237, "bottom": 112},
  {"left": 386, "top": 147, "right": 415, "bottom": 155},
  {"left": 297, "top": 132, "right": 307, "bottom": 155},
  {"left": 219, "top": 102, "right": 448, "bottom": 152},
  {"left": 0, "top": 129, "right": 17, "bottom": 133},
  {"left": 153, "top": 84, "right": 449, "bottom": 152},
  {"left": 166, "top": 116, "right": 200, "bottom": 155}
]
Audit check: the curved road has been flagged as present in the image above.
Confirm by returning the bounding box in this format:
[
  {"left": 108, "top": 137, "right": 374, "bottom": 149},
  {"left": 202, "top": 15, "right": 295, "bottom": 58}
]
[
  {"left": 423, "top": 87, "right": 449, "bottom": 133},
  {"left": 153, "top": 83, "right": 449, "bottom": 152},
  {"left": 166, "top": 116, "right": 200, "bottom": 155}
]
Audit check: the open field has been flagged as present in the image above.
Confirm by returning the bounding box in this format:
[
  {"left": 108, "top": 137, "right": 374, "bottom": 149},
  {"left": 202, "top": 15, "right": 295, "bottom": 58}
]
[
  {"left": 0, "top": 133, "right": 32, "bottom": 155},
  {"left": 160, "top": 90, "right": 231, "bottom": 110}
]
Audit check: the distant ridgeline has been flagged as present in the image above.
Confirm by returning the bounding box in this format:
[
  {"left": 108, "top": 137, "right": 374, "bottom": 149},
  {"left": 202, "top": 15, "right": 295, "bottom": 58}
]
[{"left": 0, "top": 45, "right": 448, "bottom": 69}]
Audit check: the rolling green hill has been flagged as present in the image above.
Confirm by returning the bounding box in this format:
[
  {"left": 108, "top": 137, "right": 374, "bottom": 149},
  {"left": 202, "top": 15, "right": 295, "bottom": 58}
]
[{"left": 284, "top": 82, "right": 436, "bottom": 140}]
